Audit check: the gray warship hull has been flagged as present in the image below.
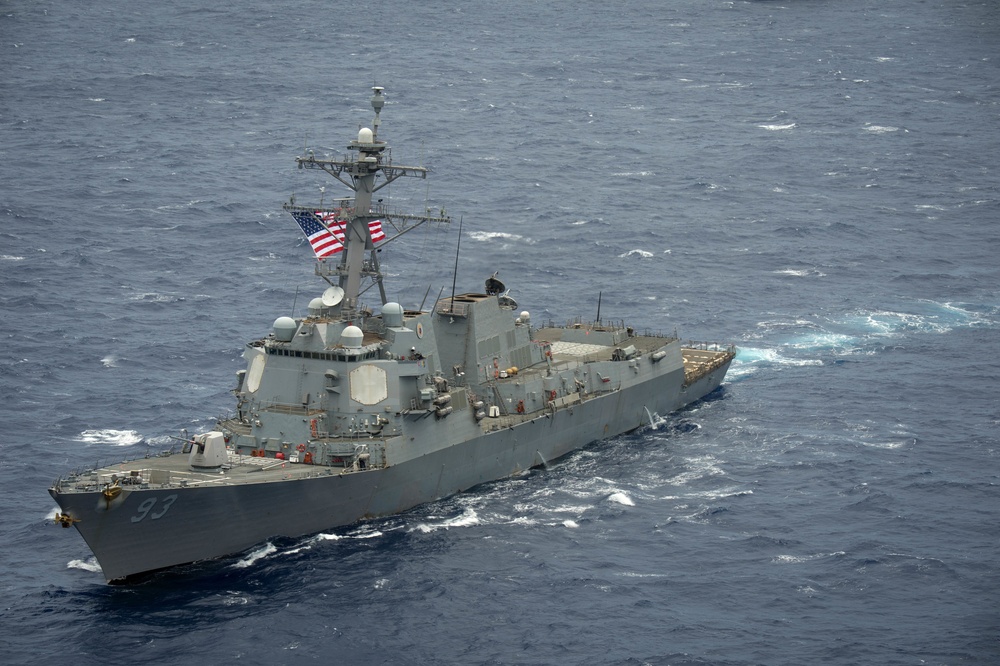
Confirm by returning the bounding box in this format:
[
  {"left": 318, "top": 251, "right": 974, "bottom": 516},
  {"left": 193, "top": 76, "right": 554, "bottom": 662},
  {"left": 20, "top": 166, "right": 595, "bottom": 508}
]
[
  {"left": 51, "top": 346, "right": 730, "bottom": 582},
  {"left": 49, "top": 86, "right": 736, "bottom": 582}
]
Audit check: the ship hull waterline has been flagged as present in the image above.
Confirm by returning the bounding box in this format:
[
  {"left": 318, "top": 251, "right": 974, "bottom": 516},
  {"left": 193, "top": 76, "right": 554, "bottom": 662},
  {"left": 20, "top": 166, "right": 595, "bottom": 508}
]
[{"left": 50, "top": 361, "right": 731, "bottom": 583}]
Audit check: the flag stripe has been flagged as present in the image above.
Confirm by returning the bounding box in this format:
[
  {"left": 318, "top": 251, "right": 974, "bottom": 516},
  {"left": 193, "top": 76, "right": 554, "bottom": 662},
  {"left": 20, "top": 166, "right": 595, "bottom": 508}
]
[{"left": 290, "top": 210, "right": 386, "bottom": 258}]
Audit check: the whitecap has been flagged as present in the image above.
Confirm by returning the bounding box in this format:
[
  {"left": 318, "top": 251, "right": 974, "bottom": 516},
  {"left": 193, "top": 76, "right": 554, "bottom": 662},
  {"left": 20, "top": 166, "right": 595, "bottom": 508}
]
[
  {"left": 619, "top": 249, "right": 653, "bottom": 259},
  {"left": 315, "top": 532, "right": 344, "bottom": 541},
  {"left": 773, "top": 551, "right": 845, "bottom": 564},
  {"left": 232, "top": 542, "right": 277, "bottom": 569},
  {"left": 759, "top": 123, "right": 796, "bottom": 131},
  {"left": 863, "top": 124, "right": 900, "bottom": 134},
  {"left": 129, "top": 292, "right": 180, "bottom": 303},
  {"left": 413, "top": 508, "right": 480, "bottom": 533},
  {"left": 101, "top": 355, "right": 118, "bottom": 368},
  {"left": 773, "top": 268, "right": 825, "bottom": 277},
  {"left": 1, "top": 255, "right": 25, "bottom": 261},
  {"left": 607, "top": 492, "right": 634, "bottom": 506},
  {"left": 468, "top": 231, "right": 524, "bottom": 243},
  {"left": 860, "top": 438, "right": 913, "bottom": 450},
  {"left": 562, "top": 520, "right": 579, "bottom": 528},
  {"left": 77, "top": 429, "right": 143, "bottom": 446}
]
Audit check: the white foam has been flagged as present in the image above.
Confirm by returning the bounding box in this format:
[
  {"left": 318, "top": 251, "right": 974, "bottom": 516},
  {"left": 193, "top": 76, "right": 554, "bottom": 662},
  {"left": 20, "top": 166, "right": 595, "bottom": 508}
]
[
  {"left": 773, "top": 268, "right": 826, "bottom": 277},
  {"left": 773, "top": 551, "right": 845, "bottom": 564},
  {"left": 551, "top": 504, "right": 592, "bottom": 514},
  {"left": 469, "top": 231, "right": 524, "bottom": 243},
  {"left": 785, "top": 332, "right": 859, "bottom": 352},
  {"left": 619, "top": 249, "right": 653, "bottom": 259},
  {"left": 667, "top": 454, "right": 725, "bottom": 486},
  {"left": 733, "top": 347, "right": 823, "bottom": 367},
  {"left": 67, "top": 557, "right": 103, "bottom": 573},
  {"left": 759, "top": 123, "right": 796, "bottom": 131},
  {"left": 232, "top": 542, "right": 277, "bottom": 569},
  {"left": 101, "top": 355, "right": 118, "bottom": 368},
  {"left": 863, "top": 124, "right": 900, "bottom": 134},
  {"left": 315, "top": 532, "right": 344, "bottom": 541},
  {"left": 607, "top": 492, "right": 634, "bottom": 506},
  {"left": 413, "top": 508, "right": 480, "bottom": 533},
  {"left": 129, "top": 292, "right": 180, "bottom": 303},
  {"left": 77, "top": 429, "right": 143, "bottom": 446},
  {"left": 860, "top": 438, "right": 913, "bottom": 450}
]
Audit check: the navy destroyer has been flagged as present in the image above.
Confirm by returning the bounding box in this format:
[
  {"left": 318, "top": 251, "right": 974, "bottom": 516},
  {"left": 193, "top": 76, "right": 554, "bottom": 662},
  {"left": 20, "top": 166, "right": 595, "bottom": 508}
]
[{"left": 50, "top": 87, "right": 735, "bottom": 583}]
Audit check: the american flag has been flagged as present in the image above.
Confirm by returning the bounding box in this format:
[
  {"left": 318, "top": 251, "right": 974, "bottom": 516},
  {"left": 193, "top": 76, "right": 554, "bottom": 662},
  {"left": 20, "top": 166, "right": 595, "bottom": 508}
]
[
  {"left": 316, "top": 211, "right": 386, "bottom": 245},
  {"left": 290, "top": 211, "right": 386, "bottom": 258},
  {"left": 290, "top": 210, "right": 342, "bottom": 258}
]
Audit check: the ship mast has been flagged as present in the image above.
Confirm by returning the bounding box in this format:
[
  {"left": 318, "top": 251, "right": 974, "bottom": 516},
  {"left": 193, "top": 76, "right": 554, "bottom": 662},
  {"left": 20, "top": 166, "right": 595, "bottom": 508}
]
[{"left": 287, "top": 87, "right": 447, "bottom": 316}]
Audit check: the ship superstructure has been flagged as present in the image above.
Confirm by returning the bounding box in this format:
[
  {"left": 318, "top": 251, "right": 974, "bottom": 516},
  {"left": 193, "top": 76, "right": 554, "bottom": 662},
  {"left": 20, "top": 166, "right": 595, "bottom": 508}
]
[{"left": 50, "top": 88, "right": 735, "bottom": 582}]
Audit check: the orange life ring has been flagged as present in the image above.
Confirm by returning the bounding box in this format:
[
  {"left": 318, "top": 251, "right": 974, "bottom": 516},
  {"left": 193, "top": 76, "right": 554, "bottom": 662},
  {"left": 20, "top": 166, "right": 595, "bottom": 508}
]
[
  {"left": 296, "top": 443, "right": 307, "bottom": 452},
  {"left": 516, "top": 400, "right": 525, "bottom": 414}
]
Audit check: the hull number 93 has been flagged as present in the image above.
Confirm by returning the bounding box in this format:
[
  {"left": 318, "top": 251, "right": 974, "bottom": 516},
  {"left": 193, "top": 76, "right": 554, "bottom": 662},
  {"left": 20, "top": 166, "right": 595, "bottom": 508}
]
[{"left": 130, "top": 494, "right": 178, "bottom": 523}]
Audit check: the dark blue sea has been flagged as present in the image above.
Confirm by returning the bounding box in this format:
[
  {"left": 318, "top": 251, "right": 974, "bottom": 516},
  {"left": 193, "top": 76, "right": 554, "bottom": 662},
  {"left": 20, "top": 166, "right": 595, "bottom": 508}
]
[{"left": 2, "top": 0, "right": 998, "bottom": 663}]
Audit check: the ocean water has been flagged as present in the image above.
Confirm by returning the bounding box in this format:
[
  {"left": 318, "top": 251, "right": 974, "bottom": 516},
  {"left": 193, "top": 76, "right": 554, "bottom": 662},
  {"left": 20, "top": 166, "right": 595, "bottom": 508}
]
[{"left": 2, "top": 0, "right": 999, "bottom": 663}]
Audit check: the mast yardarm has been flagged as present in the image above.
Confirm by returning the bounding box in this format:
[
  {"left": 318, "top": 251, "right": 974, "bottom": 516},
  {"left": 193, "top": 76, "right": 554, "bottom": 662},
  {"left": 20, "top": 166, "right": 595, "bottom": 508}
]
[{"left": 287, "top": 86, "right": 447, "bottom": 312}]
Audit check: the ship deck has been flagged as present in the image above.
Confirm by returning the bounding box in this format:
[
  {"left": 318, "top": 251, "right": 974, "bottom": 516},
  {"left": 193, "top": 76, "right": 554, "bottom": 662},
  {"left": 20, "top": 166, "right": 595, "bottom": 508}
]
[{"left": 52, "top": 450, "right": 349, "bottom": 494}]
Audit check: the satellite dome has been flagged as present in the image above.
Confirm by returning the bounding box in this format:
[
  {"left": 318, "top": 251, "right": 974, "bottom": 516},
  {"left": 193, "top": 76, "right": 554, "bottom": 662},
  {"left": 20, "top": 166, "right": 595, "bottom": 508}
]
[
  {"left": 358, "top": 127, "right": 374, "bottom": 144},
  {"left": 273, "top": 316, "right": 297, "bottom": 342},
  {"left": 308, "top": 297, "right": 324, "bottom": 315},
  {"left": 341, "top": 325, "right": 364, "bottom": 348},
  {"left": 382, "top": 302, "right": 404, "bottom": 328}
]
